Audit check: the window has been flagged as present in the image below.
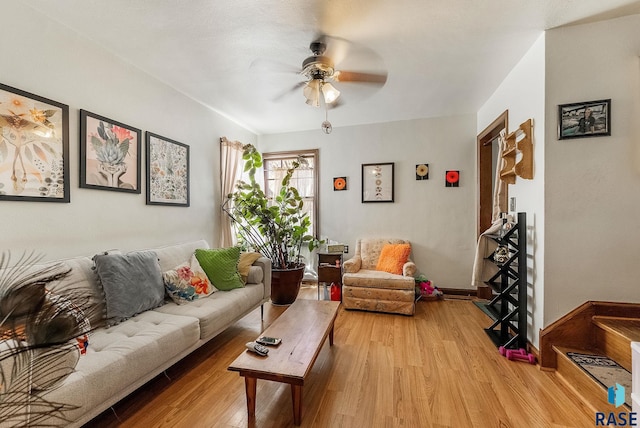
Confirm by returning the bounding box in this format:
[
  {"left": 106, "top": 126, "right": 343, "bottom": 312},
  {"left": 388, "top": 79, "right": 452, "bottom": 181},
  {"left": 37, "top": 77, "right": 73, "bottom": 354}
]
[{"left": 262, "top": 149, "right": 319, "bottom": 238}]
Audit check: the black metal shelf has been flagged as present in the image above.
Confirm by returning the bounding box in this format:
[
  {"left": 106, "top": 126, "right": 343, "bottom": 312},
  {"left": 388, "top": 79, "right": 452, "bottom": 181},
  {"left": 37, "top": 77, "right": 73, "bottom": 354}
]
[{"left": 482, "top": 212, "right": 527, "bottom": 350}]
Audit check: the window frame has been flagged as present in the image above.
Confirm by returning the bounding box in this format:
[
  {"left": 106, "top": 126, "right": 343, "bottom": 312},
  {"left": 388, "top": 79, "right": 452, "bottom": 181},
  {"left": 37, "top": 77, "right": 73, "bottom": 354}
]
[{"left": 262, "top": 149, "right": 320, "bottom": 238}]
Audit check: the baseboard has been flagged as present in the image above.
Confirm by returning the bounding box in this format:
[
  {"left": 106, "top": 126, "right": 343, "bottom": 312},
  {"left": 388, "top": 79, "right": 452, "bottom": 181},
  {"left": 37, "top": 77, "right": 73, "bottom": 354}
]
[{"left": 439, "top": 287, "right": 477, "bottom": 296}]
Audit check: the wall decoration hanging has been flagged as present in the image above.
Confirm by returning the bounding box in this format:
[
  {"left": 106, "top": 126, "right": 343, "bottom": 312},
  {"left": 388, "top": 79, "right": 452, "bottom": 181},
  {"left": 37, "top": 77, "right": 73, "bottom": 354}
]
[
  {"left": 80, "top": 110, "right": 141, "bottom": 193},
  {"left": 362, "top": 162, "right": 394, "bottom": 202},
  {"left": 558, "top": 99, "right": 611, "bottom": 140},
  {"left": 146, "top": 132, "right": 190, "bottom": 206},
  {"left": 500, "top": 118, "right": 533, "bottom": 184},
  {"left": 415, "top": 164, "right": 429, "bottom": 180},
  {"left": 0, "top": 83, "right": 69, "bottom": 202},
  {"left": 333, "top": 176, "right": 347, "bottom": 191},
  {"left": 445, "top": 170, "right": 460, "bottom": 187}
]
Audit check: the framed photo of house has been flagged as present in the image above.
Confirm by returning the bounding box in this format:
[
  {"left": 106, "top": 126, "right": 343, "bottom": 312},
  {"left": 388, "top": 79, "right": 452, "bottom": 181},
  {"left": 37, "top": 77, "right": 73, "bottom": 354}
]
[
  {"left": 79, "top": 110, "right": 141, "bottom": 193},
  {"left": 362, "top": 162, "right": 394, "bottom": 203},
  {"left": 0, "top": 83, "right": 70, "bottom": 202},
  {"left": 146, "top": 131, "right": 190, "bottom": 207},
  {"left": 558, "top": 99, "right": 611, "bottom": 140}
]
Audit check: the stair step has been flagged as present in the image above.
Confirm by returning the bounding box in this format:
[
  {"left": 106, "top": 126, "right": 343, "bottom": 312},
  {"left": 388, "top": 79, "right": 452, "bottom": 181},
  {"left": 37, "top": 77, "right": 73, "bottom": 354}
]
[
  {"left": 553, "top": 346, "right": 631, "bottom": 412},
  {"left": 592, "top": 316, "right": 640, "bottom": 371}
]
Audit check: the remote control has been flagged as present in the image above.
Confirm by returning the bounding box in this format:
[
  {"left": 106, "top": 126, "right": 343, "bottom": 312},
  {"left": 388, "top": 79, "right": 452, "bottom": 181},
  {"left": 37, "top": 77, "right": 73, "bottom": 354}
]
[{"left": 245, "top": 341, "right": 269, "bottom": 356}]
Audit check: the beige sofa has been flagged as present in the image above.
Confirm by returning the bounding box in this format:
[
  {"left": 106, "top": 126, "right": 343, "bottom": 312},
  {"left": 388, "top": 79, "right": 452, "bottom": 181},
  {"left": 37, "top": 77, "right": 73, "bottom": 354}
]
[
  {"left": 0, "top": 240, "right": 270, "bottom": 428},
  {"left": 342, "top": 238, "right": 416, "bottom": 315}
]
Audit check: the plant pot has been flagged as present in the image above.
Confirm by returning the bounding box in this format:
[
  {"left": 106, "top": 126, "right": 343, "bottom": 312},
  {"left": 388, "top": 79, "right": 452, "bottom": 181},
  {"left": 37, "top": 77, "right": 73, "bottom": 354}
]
[{"left": 270, "top": 264, "right": 305, "bottom": 306}]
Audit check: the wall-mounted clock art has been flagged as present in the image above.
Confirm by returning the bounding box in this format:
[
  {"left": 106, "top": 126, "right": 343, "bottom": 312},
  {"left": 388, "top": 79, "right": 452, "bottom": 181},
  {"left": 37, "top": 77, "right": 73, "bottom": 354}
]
[
  {"left": 416, "top": 164, "right": 429, "bottom": 180},
  {"left": 445, "top": 170, "right": 460, "bottom": 187},
  {"left": 333, "top": 176, "right": 347, "bottom": 191}
]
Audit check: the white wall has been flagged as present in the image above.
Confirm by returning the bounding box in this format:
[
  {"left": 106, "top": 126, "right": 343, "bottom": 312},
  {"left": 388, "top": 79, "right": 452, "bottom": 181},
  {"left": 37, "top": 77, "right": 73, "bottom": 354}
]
[
  {"left": 0, "top": 3, "right": 256, "bottom": 261},
  {"left": 477, "top": 34, "right": 546, "bottom": 346},
  {"left": 544, "top": 16, "right": 640, "bottom": 324},
  {"left": 258, "top": 114, "right": 478, "bottom": 289}
]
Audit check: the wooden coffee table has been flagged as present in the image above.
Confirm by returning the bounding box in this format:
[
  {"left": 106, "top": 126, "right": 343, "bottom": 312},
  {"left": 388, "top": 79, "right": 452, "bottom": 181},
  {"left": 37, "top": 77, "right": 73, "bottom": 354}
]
[{"left": 228, "top": 299, "right": 340, "bottom": 425}]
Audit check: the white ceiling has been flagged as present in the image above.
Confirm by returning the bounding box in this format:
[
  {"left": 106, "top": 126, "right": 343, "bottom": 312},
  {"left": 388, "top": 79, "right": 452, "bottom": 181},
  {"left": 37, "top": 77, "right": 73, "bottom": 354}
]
[{"left": 21, "top": 0, "right": 640, "bottom": 135}]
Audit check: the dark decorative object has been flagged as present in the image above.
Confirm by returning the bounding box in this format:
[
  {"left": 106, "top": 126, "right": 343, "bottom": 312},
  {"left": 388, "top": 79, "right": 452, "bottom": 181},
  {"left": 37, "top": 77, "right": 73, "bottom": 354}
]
[
  {"left": 415, "top": 164, "right": 429, "bottom": 180},
  {"left": 445, "top": 170, "right": 459, "bottom": 187},
  {"left": 0, "top": 83, "right": 70, "bottom": 203},
  {"left": 79, "top": 110, "right": 141, "bottom": 193},
  {"left": 362, "top": 162, "right": 394, "bottom": 202},
  {"left": 0, "top": 252, "right": 102, "bottom": 426},
  {"left": 146, "top": 132, "right": 190, "bottom": 206},
  {"left": 270, "top": 265, "right": 306, "bottom": 306},
  {"left": 558, "top": 99, "right": 611, "bottom": 140}
]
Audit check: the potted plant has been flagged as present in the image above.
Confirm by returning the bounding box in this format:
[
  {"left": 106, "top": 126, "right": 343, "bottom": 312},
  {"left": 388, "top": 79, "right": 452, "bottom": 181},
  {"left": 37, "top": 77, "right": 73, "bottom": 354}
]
[{"left": 222, "top": 144, "right": 320, "bottom": 305}]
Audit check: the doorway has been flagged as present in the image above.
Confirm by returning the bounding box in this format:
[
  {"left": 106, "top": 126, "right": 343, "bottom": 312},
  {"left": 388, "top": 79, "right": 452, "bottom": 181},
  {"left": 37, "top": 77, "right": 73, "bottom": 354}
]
[{"left": 477, "top": 110, "right": 508, "bottom": 237}]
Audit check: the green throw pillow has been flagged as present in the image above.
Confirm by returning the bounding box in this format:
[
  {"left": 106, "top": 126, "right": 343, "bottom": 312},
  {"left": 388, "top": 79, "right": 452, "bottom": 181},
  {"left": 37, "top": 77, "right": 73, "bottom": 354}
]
[{"left": 194, "top": 247, "right": 244, "bottom": 291}]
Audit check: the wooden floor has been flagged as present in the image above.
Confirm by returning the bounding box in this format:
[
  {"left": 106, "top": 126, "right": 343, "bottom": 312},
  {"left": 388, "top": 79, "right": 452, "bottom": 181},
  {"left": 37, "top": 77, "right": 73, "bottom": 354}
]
[{"left": 85, "top": 287, "right": 595, "bottom": 428}]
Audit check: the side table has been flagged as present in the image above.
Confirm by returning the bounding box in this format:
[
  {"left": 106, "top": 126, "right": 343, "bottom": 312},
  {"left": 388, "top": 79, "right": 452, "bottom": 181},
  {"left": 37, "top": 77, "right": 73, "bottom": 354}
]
[{"left": 317, "top": 252, "right": 343, "bottom": 300}]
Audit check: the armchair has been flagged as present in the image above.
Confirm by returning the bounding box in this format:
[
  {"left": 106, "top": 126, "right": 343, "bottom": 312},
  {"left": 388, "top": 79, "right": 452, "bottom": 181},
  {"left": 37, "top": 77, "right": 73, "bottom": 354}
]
[{"left": 342, "top": 238, "right": 416, "bottom": 315}]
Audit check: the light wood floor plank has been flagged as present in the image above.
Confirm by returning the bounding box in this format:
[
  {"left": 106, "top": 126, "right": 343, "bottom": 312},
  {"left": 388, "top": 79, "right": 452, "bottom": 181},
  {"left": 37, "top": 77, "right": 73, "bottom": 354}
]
[{"left": 84, "top": 288, "right": 594, "bottom": 427}]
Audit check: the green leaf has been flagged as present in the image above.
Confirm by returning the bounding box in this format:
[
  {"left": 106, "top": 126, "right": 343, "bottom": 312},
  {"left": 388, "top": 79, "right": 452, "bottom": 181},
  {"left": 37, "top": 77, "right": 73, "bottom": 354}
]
[{"left": 97, "top": 121, "right": 107, "bottom": 140}]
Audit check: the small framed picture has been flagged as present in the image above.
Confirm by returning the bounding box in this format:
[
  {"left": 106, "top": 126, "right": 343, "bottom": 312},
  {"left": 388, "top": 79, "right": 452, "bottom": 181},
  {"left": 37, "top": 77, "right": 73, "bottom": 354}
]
[
  {"left": 416, "top": 164, "right": 429, "bottom": 180},
  {"left": 0, "top": 83, "right": 70, "bottom": 202},
  {"left": 333, "top": 177, "right": 347, "bottom": 191},
  {"left": 362, "top": 162, "right": 394, "bottom": 203},
  {"left": 146, "top": 131, "right": 190, "bottom": 207},
  {"left": 558, "top": 99, "right": 611, "bottom": 140},
  {"left": 80, "top": 110, "right": 141, "bottom": 193}
]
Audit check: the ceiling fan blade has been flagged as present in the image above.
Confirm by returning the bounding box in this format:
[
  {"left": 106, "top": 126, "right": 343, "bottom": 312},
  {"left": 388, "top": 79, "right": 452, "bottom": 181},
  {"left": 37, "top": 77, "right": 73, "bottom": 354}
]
[
  {"left": 334, "top": 70, "right": 387, "bottom": 85},
  {"left": 249, "top": 58, "right": 300, "bottom": 75},
  {"left": 271, "top": 81, "right": 306, "bottom": 103}
]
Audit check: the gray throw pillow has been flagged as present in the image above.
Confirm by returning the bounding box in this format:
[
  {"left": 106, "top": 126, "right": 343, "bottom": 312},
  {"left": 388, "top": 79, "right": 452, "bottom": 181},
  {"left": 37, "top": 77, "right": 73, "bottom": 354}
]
[{"left": 93, "top": 251, "right": 164, "bottom": 325}]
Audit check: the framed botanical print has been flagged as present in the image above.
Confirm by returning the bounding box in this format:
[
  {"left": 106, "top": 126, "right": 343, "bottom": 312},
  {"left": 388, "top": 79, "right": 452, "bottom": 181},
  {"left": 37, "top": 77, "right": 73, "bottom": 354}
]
[
  {"left": 362, "top": 162, "right": 394, "bottom": 203},
  {"left": 0, "top": 83, "right": 69, "bottom": 202},
  {"left": 146, "top": 131, "right": 190, "bottom": 207},
  {"left": 79, "top": 110, "right": 141, "bottom": 193}
]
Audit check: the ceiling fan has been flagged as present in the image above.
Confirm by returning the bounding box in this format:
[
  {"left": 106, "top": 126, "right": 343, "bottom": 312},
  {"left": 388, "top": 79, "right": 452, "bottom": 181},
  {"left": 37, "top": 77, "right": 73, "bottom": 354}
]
[
  {"left": 299, "top": 37, "right": 388, "bottom": 109},
  {"left": 256, "top": 35, "right": 388, "bottom": 133}
]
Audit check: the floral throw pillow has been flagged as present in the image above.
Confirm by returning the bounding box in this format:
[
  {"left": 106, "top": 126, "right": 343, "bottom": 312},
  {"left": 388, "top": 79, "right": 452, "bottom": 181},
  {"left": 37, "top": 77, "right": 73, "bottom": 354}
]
[{"left": 163, "top": 255, "right": 216, "bottom": 304}]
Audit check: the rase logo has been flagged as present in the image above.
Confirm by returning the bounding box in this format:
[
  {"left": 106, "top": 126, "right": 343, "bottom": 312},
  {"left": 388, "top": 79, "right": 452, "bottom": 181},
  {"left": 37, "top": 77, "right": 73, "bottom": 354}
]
[
  {"left": 595, "top": 384, "right": 637, "bottom": 426},
  {"left": 609, "top": 384, "right": 626, "bottom": 408}
]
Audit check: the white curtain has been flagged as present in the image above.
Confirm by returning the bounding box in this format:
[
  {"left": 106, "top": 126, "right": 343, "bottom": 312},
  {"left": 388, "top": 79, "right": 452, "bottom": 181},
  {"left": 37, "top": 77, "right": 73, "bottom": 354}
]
[{"left": 219, "top": 137, "right": 244, "bottom": 248}]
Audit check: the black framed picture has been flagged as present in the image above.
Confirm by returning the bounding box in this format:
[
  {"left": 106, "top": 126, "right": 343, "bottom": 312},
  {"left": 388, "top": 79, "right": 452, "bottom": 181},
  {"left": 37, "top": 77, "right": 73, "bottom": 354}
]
[
  {"left": 558, "top": 99, "right": 611, "bottom": 140},
  {"left": 79, "top": 110, "right": 141, "bottom": 193},
  {"left": 0, "top": 83, "right": 70, "bottom": 202},
  {"left": 362, "top": 162, "right": 394, "bottom": 203},
  {"left": 146, "top": 131, "right": 190, "bottom": 207}
]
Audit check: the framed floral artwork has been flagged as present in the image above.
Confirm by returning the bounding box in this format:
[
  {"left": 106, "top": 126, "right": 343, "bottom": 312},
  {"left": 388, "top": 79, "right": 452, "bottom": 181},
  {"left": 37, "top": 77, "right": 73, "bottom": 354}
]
[
  {"left": 362, "top": 162, "right": 394, "bottom": 203},
  {"left": 0, "top": 83, "right": 70, "bottom": 202},
  {"left": 79, "top": 110, "right": 141, "bottom": 193},
  {"left": 146, "top": 131, "right": 190, "bottom": 207}
]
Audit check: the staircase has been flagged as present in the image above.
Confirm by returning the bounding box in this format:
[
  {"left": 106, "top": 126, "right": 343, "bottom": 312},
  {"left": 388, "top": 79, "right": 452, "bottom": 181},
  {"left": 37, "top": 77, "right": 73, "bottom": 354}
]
[{"left": 539, "top": 301, "right": 640, "bottom": 411}]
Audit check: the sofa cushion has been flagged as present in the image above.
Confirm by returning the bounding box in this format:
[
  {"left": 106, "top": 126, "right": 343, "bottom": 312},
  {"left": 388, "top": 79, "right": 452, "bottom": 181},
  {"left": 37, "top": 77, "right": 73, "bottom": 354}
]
[
  {"left": 93, "top": 251, "right": 165, "bottom": 325},
  {"left": 238, "top": 252, "right": 262, "bottom": 283},
  {"left": 343, "top": 269, "right": 415, "bottom": 290},
  {"left": 376, "top": 243, "right": 411, "bottom": 275},
  {"left": 41, "top": 311, "right": 200, "bottom": 424},
  {"left": 154, "top": 283, "right": 264, "bottom": 340},
  {"left": 194, "top": 247, "right": 244, "bottom": 291},
  {"left": 163, "top": 255, "right": 216, "bottom": 304}
]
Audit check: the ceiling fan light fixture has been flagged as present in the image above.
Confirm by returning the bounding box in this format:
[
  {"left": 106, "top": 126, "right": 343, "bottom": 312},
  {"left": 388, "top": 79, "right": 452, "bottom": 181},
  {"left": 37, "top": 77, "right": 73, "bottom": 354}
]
[
  {"left": 321, "top": 82, "right": 340, "bottom": 104},
  {"left": 303, "top": 79, "right": 321, "bottom": 107}
]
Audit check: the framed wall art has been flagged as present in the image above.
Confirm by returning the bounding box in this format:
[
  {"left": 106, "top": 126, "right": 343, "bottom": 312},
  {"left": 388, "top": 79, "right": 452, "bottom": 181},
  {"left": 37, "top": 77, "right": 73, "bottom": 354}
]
[
  {"left": 146, "top": 131, "right": 190, "bottom": 207},
  {"left": 333, "top": 176, "right": 347, "bottom": 191},
  {"left": 0, "top": 83, "right": 69, "bottom": 202},
  {"left": 362, "top": 162, "right": 394, "bottom": 203},
  {"left": 445, "top": 170, "right": 460, "bottom": 187},
  {"left": 80, "top": 110, "right": 141, "bottom": 193},
  {"left": 416, "top": 164, "right": 429, "bottom": 180},
  {"left": 558, "top": 99, "right": 611, "bottom": 140}
]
